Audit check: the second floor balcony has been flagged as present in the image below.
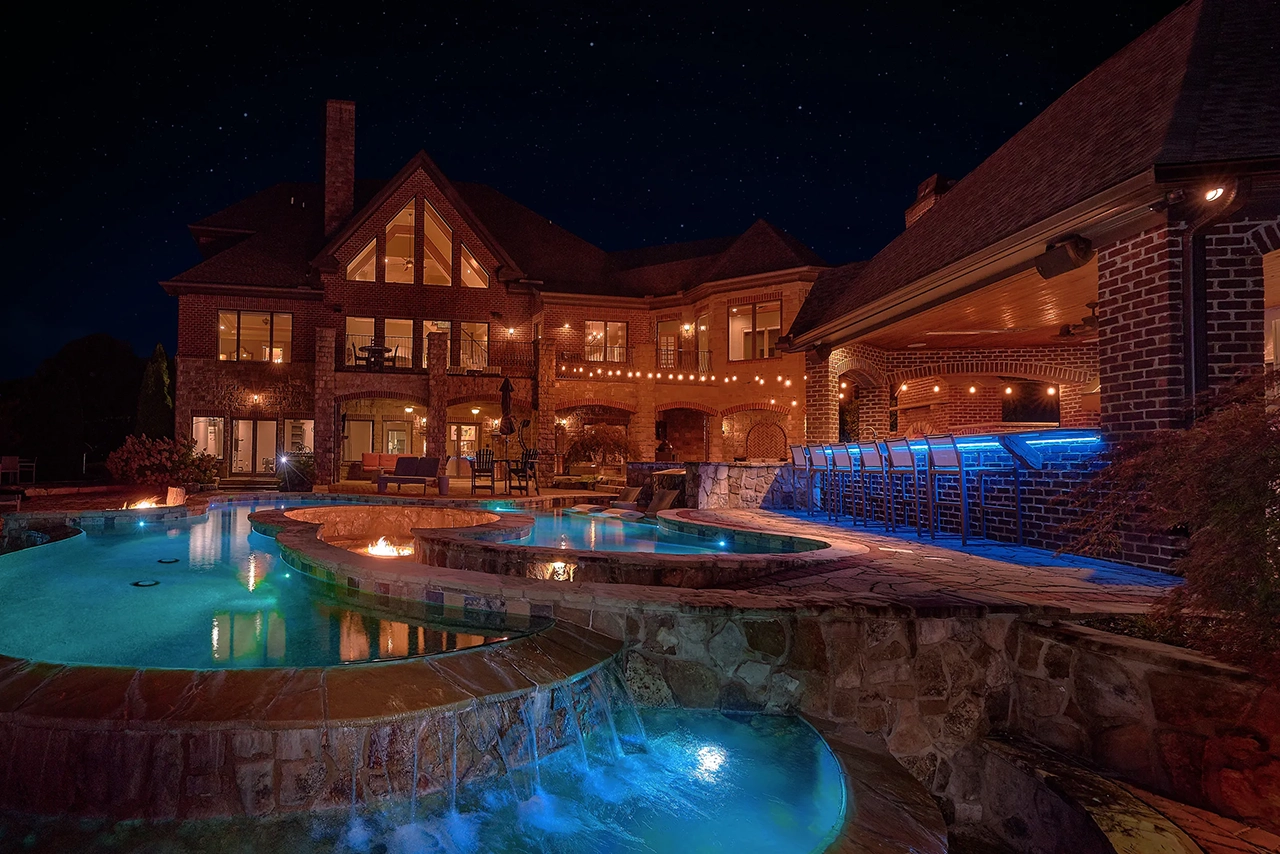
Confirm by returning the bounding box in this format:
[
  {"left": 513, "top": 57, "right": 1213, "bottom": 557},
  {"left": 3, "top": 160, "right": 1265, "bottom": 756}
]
[
  {"left": 657, "top": 347, "right": 712, "bottom": 374},
  {"left": 341, "top": 333, "right": 534, "bottom": 376}
]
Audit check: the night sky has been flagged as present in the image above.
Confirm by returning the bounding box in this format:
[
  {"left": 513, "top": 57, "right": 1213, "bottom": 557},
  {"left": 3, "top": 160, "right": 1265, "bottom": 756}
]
[{"left": 1, "top": 1, "right": 1181, "bottom": 380}]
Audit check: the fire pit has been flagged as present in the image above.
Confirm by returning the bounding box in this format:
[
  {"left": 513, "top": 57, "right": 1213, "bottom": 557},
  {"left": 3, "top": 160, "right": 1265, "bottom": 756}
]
[{"left": 364, "top": 536, "right": 415, "bottom": 558}]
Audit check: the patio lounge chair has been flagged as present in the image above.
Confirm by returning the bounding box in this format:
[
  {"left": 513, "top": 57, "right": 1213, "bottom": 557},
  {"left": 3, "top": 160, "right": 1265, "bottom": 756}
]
[
  {"left": 611, "top": 486, "right": 642, "bottom": 511},
  {"left": 377, "top": 457, "right": 440, "bottom": 495},
  {"left": 644, "top": 488, "right": 680, "bottom": 518}
]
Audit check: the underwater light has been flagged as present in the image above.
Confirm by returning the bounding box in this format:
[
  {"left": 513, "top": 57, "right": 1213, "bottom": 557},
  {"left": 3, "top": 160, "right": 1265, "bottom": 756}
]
[{"left": 695, "top": 745, "right": 727, "bottom": 781}]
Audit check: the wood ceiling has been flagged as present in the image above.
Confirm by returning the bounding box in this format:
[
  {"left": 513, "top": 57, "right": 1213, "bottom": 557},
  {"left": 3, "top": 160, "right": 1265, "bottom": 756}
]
[{"left": 856, "top": 258, "right": 1099, "bottom": 350}]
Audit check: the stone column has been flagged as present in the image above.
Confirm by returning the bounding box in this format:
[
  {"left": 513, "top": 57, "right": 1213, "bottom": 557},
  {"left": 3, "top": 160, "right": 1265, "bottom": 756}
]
[
  {"left": 535, "top": 336, "right": 558, "bottom": 463},
  {"left": 313, "top": 328, "right": 336, "bottom": 483},
  {"left": 424, "top": 331, "right": 448, "bottom": 459},
  {"left": 1096, "top": 222, "right": 1186, "bottom": 435},
  {"left": 804, "top": 349, "right": 838, "bottom": 443},
  {"left": 630, "top": 342, "right": 658, "bottom": 461}
]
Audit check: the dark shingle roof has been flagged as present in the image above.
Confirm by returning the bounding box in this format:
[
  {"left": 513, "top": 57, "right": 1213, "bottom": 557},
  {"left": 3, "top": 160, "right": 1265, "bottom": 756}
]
[
  {"left": 167, "top": 179, "right": 823, "bottom": 296},
  {"left": 790, "top": 0, "right": 1280, "bottom": 342}
]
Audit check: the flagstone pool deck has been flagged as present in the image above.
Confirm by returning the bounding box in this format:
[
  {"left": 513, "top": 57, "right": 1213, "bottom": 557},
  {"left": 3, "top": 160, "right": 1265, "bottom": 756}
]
[{"left": 666, "top": 508, "right": 1180, "bottom": 616}]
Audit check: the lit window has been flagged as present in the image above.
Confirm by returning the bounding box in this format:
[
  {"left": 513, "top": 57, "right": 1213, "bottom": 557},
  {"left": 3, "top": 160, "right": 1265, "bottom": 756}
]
[
  {"left": 344, "top": 316, "right": 374, "bottom": 366},
  {"left": 423, "top": 199, "right": 452, "bottom": 285},
  {"left": 217, "top": 311, "right": 291, "bottom": 362},
  {"left": 460, "top": 244, "right": 489, "bottom": 288},
  {"left": 728, "top": 300, "right": 781, "bottom": 361},
  {"left": 347, "top": 238, "right": 377, "bottom": 281},
  {"left": 460, "top": 322, "right": 489, "bottom": 369},
  {"left": 423, "top": 320, "right": 452, "bottom": 368},
  {"left": 385, "top": 319, "right": 413, "bottom": 367},
  {"left": 385, "top": 201, "right": 415, "bottom": 284},
  {"left": 284, "top": 419, "right": 314, "bottom": 453},
  {"left": 585, "top": 321, "right": 627, "bottom": 362}
]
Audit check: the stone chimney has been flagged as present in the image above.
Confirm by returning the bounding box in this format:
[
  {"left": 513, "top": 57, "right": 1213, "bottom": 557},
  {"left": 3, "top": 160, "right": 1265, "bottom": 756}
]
[
  {"left": 904, "top": 174, "right": 955, "bottom": 228},
  {"left": 323, "top": 100, "right": 356, "bottom": 238}
]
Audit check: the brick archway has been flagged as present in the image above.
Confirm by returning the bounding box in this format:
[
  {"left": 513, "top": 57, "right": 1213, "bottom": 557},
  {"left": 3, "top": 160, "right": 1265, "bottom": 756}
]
[
  {"left": 720, "top": 401, "right": 793, "bottom": 417},
  {"left": 831, "top": 350, "right": 887, "bottom": 388},
  {"left": 334, "top": 390, "right": 431, "bottom": 407},
  {"left": 656, "top": 400, "right": 717, "bottom": 416},
  {"left": 445, "top": 393, "right": 534, "bottom": 410},
  {"left": 887, "top": 361, "right": 1093, "bottom": 387},
  {"left": 555, "top": 397, "right": 638, "bottom": 414}
]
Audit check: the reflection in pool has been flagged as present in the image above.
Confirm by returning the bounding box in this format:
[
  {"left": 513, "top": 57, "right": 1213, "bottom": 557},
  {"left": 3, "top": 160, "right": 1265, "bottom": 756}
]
[
  {"left": 0, "top": 502, "right": 532, "bottom": 669},
  {"left": 517, "top": 510, "right": 816, "bottom": 554}
]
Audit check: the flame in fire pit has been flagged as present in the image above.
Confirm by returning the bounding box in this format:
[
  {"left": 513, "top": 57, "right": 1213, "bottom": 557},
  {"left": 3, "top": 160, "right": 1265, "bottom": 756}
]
[
  {"left": 366, "top": 536, "right": 413, "bottom": 558},
  {"left": 123, "top": 497, "right": 163, "bottom": 510}
]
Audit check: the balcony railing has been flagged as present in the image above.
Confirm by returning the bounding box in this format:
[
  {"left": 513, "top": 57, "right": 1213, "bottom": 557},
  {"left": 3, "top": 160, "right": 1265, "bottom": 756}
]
[
  {"left": 656, "top": 348, "right": 712, "bottom": 373},
  {"left": 344, "top": 334, "right": 374, "bottom": 366},
  {"left": 585, "top": 344, "right": 631, "bottom": 364},
  {"left": 460, "top": 338, "right": 489, "bottom": 371},
  {"left": 488, "top": 341, "right": 535, "bottom": 374}
]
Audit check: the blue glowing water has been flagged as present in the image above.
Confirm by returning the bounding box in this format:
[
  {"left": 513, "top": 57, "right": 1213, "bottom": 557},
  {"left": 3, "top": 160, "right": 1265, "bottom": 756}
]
[
  {"left": 0, "top": 709, "right": 847, "bottom": 853},
  {"left": 517, "top": 510, "right": 812, "bottom": 554},
  {"left": 0, "top": 501, "right": 520, "bottom": 669}
]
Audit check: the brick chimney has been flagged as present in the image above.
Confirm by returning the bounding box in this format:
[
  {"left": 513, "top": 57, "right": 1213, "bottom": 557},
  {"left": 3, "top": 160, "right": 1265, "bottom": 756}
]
[
  {"left": 904, "top": 174, "right": 955, "bottom": 228},
  {"left": 323, "top": 100, "right": 356, "bottom": 238}
]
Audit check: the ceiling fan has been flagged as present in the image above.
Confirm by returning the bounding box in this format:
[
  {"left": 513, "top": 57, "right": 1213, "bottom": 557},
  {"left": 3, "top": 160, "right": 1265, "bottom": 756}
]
[{"left": 1058, "top": 301, "right": 1099, "bottom": 339}]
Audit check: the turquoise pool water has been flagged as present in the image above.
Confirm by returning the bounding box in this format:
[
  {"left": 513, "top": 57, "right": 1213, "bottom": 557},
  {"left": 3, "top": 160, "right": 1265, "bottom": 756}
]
[
  {"left": 0, "top": 501, "right": 527, "bottom": 669},
  {"left": 0, "top": 709, "right": 846, "bottom": 853},
  {"left": 516, "top": 510, "right": 813, "bottom": 554}
]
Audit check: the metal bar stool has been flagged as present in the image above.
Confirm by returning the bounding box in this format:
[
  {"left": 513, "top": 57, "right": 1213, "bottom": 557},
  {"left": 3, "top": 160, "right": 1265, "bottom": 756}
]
[
  {"left": 885, "top": 437, "right": 924, "bottom": 535},
  {"left": 788, "top": 445, "right": 810, "bottom": 513},
  {"left": 856, "top": 441, "right": 889, "bottom": 527},
  {"left": 805, "top": 444, "right": 830, "bottom": 517},
  {"left": 827, "top": 444, "right": 855, "bottom": 521},
  {"left": 923, "top": 434, "right": 968, "bottom": 543}
]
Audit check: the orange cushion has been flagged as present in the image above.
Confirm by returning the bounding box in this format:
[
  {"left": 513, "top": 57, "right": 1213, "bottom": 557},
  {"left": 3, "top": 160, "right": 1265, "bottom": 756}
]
[
  {"left": 380, "top": 454, "right": 400, "bottom": 469},
  {"left": 361, "top": 453, "right": 380, "bottom": 469}
]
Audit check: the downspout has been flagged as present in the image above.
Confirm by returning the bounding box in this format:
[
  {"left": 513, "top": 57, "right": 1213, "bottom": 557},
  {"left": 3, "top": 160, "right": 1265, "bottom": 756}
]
[{"left": 1178, "top": 178, "right": 1248, "bottom": 413}]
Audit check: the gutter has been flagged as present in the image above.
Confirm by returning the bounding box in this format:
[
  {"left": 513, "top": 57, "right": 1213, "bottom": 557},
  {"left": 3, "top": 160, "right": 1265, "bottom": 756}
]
[
  {"left": 159, "top": 281, "right": 325, "bottom": 300},
  {"left": 784, "top": 172, "right": 1165, "bottom": 352}
]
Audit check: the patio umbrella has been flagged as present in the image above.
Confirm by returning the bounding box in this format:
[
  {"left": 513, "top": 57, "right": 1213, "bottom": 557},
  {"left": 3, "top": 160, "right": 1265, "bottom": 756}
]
[{"left": 498, "top": 377, "right": 517, "bottom": 435}]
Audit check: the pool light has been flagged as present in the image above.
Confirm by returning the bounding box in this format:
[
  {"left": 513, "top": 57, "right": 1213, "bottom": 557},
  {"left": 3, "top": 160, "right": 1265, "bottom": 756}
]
[{"left": 694, "top": 745, "right": 727, "bottom": 781}]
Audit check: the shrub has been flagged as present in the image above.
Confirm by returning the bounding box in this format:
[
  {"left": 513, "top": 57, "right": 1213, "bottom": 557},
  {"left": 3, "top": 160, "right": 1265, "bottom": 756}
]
[
  {"left": 106, "top": 435, "right": 218, "bottom": 486},
  {"left": 564, "top": 426, "right": 639, "bottom": 467},
  {"left": 1062, "top": 373, "right": 1280, "bottom": 680}
]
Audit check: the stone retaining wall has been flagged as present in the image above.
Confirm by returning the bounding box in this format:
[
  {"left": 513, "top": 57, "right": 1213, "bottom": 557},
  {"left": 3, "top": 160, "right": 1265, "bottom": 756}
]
[
  {"left": 685, "top": 461, "right": 790, "bottom": 509},
  {"left": 1005, "top": 621, "right": 1280, "bottom": 834}
]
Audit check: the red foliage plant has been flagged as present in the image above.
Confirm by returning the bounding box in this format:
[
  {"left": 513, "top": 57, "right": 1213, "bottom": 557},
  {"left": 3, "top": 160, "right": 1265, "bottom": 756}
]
[
  {"left": 1062, "top": 373, "right": 1280, "bottom": 680},
  {"left": 105, "top": 435, "right": 218, "bottom": 486}
]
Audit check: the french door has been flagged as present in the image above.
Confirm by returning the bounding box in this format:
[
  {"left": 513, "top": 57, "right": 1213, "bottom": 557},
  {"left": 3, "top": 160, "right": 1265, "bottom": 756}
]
[{"left": 232, "top": 419, "right": 277, "bottom": 474}]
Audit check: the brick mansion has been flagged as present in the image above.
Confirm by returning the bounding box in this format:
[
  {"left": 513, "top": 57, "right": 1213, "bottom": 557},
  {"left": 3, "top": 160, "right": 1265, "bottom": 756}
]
[{"left": 164, "top": 0, "right": 1279, "bottom": 485}]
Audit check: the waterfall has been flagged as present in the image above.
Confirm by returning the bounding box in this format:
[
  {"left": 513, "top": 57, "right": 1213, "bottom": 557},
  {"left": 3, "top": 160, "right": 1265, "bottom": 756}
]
[
  {"left": 560, "top": 682, "right": 591, "bottom": 769},
  {"left": 607, "top": 665, "right": 649, "bottom": 750},
  {"left": 521, "top": 686, "right": 544, "bottom": 792},
  {"left": 409, "top": 719, "right": 422, "bottom": 822},
  {"left": 587, "top": 670, "right": 624, "bottom": 759},
  {"left": 449, "top": 713, "right": 459, "bottom": 813}
]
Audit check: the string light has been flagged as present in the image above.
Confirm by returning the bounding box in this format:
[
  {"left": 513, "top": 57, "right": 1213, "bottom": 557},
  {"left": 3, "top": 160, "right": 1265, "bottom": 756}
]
[
  {"left": 1005, "top": 386, "right": 1013, "bottom": 395},
  {"left": 933, "top": 385, "right": 940, "bottom": 392},
  {"left": 970, "top": 386, "right": 977, "bottom": 394},
  {"left": 900, "top": 383, "right": 908, "bottom": 391},
  {"left": 1047, "top": 386, "right": 1057, "bottom": 396}
]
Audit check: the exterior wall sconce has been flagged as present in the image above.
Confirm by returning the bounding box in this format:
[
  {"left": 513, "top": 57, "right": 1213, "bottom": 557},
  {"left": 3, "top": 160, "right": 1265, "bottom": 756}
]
[
  {"left": 252, "top": 394, "right": 260, "bottom": 403},
  {"left": 471, "top": 407, "right": 481, "bottom": 416},
  {"left": 404, "top": 406, "right": 414, "bottom": 413}
]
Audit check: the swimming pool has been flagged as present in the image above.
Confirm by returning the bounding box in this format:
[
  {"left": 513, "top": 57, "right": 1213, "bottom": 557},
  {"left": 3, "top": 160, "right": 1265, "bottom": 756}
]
[
  {"left": 0, "top": 501, "right": 533, "bottom": 669},
  {"left": 516, "top": 510, "right": 741, "bottom": 554}
]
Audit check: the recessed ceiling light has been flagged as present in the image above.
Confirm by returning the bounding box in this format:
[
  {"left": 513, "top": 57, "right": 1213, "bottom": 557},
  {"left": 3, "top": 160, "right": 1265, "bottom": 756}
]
[
  {"left": 908, "top": 342, "right": 927, "bottom": 348},
  {"left": 1205, "top": 187, "right": 1224, "bottom": 202}
]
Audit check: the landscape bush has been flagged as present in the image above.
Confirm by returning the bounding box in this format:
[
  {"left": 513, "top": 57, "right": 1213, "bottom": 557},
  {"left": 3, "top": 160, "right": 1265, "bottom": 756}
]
[
  {"left": 1063, "top": 373, "right": 1280, "bottom": 680},
  {"left": 105, "top": 435, "right": 218, "bottom": 486}
]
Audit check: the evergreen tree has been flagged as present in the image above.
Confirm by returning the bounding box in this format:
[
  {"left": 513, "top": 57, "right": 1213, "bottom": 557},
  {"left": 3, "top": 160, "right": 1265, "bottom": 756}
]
[{"left": 135, "top": 343, "right": 174, "bottom": 439}]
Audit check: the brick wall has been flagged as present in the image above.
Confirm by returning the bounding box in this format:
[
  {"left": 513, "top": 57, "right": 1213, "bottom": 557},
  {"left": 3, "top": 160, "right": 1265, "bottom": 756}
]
[
  {"left": 1097, "top": 223, "right": 1185, "bottom": 434},
  {"left": 661, "top": 408, "right": 708, "bottom": 461},
  {"left": 1203, "top": 216, "right": 1270, "bottom": 385}
]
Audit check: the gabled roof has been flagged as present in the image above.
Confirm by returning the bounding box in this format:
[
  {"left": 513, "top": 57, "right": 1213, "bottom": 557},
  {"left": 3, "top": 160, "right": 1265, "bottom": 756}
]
[
  {"left": 313, "top": 151, "right": 524, "bottom": 279},
  {"left": 790, "top": 0, "right": 1280, "bottom": 343},
  {"left": 165, "top": 163, "right": 825, "bottom": 297}
]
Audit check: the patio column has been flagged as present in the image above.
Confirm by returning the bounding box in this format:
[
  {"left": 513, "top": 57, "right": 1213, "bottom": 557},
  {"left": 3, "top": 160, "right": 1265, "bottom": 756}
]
[
  {"left": 629, "top": 340, "right": 658, "bottom": 462},
  {"left": 857, "top": 385, "right": 891, "bottom": 441},
  {"left": 535, "top": 336, "right": 558, "bottom": 464},
  {"left": 313, "top": 327, "right": 336, "bottom": 483},
  {"left": 423, "top": 331, "right": 448, "bottom": 460},
  {"left": 804, "top": 348, "right": 838, "bottom": 443}
]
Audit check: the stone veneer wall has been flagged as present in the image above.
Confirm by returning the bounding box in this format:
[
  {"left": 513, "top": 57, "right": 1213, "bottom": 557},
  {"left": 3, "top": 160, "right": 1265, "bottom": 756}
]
[
  {"left": 684, "top": 461, "right": 790, "bottom": 509},
  {"left": 1004, "top": 621, "right": 1280, "bottom": 835}
]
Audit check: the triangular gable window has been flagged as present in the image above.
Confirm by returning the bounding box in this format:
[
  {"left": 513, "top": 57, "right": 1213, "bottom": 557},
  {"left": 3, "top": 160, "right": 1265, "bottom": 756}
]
[
  {"left": 423, "top": 199, "right": 452, "bottom": 286},
  {"left": 347, "top": 239, "right": 377, "bottom": 281},
  {"left": 385, "top": 201, "right": 415, "bottom": 283},
  {"left": 460, "top": 243, "right": 489, "bottom": 289}
]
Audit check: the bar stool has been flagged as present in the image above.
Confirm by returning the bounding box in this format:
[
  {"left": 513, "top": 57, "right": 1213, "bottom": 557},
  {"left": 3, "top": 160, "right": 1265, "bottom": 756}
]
[
  {"left": 827, "top": 444, "right": 856, "bottom": 521},
  {"left": 856, "top": 441, "right": 889, "bottom": 527},
  {"left": 805, "top": 444, "right": 830, "bottom": 517},
  {"left": 885, "top": 437, "right": 924, "bottom": 535},
  {"left": 788, "top": 445, "right": 810, "bottom": 513},
  {"left": 923, "top": 434, "right": 968, "bottom": 543}
]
